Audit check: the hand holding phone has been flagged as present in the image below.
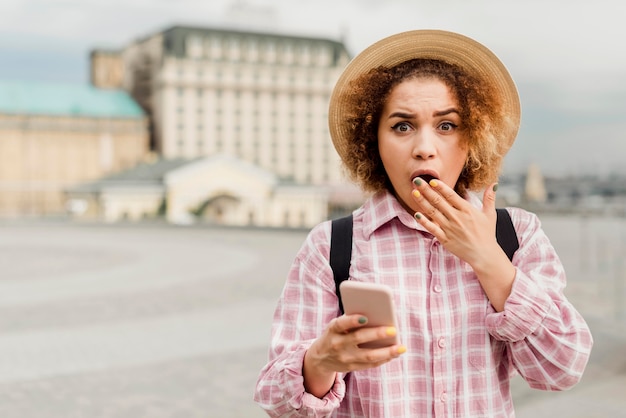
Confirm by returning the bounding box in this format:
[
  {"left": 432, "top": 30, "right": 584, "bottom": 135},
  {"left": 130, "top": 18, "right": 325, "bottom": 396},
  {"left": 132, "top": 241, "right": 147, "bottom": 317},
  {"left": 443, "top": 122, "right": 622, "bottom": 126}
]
[{"left": 339, "top": 281, "right": 399, "bottom": 349}]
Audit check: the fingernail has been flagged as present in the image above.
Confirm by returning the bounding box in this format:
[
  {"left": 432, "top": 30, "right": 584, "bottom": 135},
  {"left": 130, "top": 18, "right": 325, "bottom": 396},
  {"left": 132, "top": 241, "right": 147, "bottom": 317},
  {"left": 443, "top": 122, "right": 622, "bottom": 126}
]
[
  {"left": 429, "top": 179, "right": 438, "bottom": 187},
  {"left": 493, "top": 183, "right": 499, "bottom": 192},
  {"left": 412, "top": 189, "right": 421, "bottom": 198},
  {"left": 397, "top": 345, "right": 407, "bottom": 354},
  {"left": 413, "top": 178, "right": 422, "bottom": 186},
  {"left": 414, "top": 212, "right": 422, "bottom": 220},
  {"left": 358, "top": 316, "right": 367, "bottom": 325},
  {"left": 386, "top": 327, "right": 397, "bottom": 336}
]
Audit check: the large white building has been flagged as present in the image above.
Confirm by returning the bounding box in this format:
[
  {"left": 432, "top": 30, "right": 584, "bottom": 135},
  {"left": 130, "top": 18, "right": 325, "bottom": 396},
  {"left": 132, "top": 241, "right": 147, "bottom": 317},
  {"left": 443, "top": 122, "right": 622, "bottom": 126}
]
[
  {"left": 86, "top": 25, "right": 363, "bottom": 227},
  {"left": 93, "top": 26, "right": 352, "bottom": 185}
]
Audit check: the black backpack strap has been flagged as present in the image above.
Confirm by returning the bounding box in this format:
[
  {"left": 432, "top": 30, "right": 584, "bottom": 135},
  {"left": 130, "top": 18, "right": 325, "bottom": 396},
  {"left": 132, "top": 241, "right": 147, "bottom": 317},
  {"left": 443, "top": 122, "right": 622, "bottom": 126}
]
[
  {"left": 330, "top": 214, "right": 353, "bottom": 314},
  {"left": 496, "top": 208, "right": 519, "bottom": 262}
]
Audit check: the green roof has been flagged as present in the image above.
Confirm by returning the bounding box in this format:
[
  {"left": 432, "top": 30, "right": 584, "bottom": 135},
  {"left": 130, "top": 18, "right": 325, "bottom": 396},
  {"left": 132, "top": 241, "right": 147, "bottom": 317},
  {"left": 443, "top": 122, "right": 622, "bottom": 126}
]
[{"left": 0, "top": 80, "right": 144, "bottom": 118}]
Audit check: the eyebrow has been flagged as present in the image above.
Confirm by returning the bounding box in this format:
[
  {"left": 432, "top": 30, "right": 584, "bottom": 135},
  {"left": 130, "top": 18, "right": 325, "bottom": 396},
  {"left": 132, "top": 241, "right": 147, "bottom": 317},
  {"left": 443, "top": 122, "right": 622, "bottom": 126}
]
[
  {"left": 387, "top": 111, "right": 415, "bottom": 119},
  {"left": 387, "top": 108, "right": 460, "bottom": 119},
  {"left": 433, "top": 108, "right": 460, "bottom": 117}
]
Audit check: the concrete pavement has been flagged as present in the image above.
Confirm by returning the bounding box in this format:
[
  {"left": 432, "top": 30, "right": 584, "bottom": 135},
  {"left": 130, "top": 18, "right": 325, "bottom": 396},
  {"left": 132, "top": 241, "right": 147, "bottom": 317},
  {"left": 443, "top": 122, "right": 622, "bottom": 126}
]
[{"left": 0, "top": 218, "right": 624, "bottom": 417}]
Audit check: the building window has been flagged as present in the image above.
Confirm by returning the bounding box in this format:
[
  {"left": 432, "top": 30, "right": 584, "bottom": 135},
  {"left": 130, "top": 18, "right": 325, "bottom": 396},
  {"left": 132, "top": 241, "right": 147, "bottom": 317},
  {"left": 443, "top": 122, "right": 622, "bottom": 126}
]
[
  {"left": 229, "top": 37, "right": 241, "bottom": 61},
  {"left": 186, "top": 35, "right": 203, "bottom": 58},
  {"left": 265, "top": 42, "right": 277, "bottom": 63},
  {"left": 210, "top": 36, "right": 223, "bottom": 59}
]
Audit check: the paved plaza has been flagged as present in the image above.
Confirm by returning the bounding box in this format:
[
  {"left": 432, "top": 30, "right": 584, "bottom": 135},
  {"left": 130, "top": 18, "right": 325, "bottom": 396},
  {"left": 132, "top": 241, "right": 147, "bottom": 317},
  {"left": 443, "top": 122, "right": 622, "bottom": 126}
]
[{"left": 0, "top": 217, "right": 624, "bottom": 417}]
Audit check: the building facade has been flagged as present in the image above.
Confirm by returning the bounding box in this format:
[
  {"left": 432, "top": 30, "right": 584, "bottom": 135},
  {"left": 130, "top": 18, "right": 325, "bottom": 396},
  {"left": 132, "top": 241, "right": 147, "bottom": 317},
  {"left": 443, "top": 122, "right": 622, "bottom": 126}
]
[
  {"left": 91, "top": 25, "right": 353, "bottom": 188},
  {"left": 66, "top": 154, "right": 330, "bottom": 228},
  {"left": 0, "top": 80, "right": 149, "bottom": 217}
]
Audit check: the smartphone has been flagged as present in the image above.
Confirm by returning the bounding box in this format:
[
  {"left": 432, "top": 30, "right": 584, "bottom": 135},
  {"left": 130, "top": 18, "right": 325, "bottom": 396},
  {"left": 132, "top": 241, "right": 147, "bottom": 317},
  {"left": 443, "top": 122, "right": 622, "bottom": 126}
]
[{"left": 339, "top": 281, "right": 399, "bottom": 348}]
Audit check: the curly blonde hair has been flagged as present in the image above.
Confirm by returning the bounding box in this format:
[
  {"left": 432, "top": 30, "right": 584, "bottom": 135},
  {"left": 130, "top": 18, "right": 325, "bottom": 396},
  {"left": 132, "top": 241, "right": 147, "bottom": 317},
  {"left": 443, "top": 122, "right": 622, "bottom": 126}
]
[{"left": 341, "top": 58, "right": 511, "bottom": 196}]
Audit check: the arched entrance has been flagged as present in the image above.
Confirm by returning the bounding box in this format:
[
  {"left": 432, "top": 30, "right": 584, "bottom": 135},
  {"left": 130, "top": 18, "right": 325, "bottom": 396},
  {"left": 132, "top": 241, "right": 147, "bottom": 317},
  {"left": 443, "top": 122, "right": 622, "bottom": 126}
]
[{"left": 193, "top": 193, "right": 241, "bottom": 224}]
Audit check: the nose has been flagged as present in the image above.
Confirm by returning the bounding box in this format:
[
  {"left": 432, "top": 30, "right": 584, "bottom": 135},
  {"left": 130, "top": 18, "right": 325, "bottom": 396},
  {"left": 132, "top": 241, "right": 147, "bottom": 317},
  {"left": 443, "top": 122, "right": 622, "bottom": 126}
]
[{"left": 412, "top": 128, "right": 436, "bottom": 160}]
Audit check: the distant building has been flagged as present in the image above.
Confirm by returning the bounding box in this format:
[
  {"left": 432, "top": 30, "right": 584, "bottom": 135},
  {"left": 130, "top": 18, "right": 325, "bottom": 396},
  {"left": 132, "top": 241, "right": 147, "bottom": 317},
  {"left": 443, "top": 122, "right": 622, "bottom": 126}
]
[
  {"left": 86, "top": 25, "right": 364, "bottom": 227},
  {"left": 91, "top": 25, "right": 352, "bottom": 186},
  {"left": 524, "top": 162, "right": 547, "bottom": 203},
  {"left": 90, "top": 50, "right": 125, "bottom": 90},
  {"left": 66, "top": 154, "right": 330, "bottom": 227},
  {"left": 0, "top": 80, "right": 149, "bottom": 217}
]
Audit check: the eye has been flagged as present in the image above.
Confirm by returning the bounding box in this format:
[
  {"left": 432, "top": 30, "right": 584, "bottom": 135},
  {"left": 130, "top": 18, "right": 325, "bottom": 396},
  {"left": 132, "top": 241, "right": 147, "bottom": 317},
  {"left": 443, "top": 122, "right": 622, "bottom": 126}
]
[
  {"left": 439, "top": 121, "right": 458, "bottom": 132},
  {"left": 391, "top": 122, "right": 413, "bottom": 133}
]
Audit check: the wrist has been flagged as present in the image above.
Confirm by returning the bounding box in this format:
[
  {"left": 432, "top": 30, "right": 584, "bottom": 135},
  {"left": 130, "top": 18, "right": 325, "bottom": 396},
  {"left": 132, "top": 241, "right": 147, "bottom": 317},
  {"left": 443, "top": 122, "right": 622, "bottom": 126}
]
[
  {"left": 303, "top": 345, "right": 336, "bottom": 398},
  {"left": 468, "top": 242, "right": 509, "bottom": 276},
  {"left": 470, "top": 248, "right": 516, "bottom": 312}
]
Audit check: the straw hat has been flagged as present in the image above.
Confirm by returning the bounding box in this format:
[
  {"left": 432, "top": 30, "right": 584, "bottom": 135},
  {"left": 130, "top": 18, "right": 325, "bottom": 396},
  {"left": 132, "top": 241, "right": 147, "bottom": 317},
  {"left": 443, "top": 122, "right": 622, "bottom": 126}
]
[{"left": 328, "top": 29, "right": 520, "bottom": 164}]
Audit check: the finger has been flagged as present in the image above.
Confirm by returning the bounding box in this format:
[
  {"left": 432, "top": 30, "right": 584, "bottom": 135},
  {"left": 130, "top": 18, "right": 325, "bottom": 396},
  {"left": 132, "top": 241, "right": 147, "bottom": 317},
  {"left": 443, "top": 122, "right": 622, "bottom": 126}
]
[
  {"left": 412, "top": 178, "right": 460, "bottom": 222},
  {"left": 427, "top": 178, "right": 468, "bottom": 211},
  {"left": 353, "top": 343, "right": 408, "bottom": 367},
  {"left": 351, "top": 325, "right": 398, "bottom": 347},
  {"left": 330, "top": 314, "right": 368, "bottom": 334},
  {"left": 414, "top": 211, "right": 447, "bottom": 241},
  {"left": 482, "top": 183, "right": 498, "bottom": 218},
  {"left": 411, "top": 189, "right": 442, "bottom": 222}
]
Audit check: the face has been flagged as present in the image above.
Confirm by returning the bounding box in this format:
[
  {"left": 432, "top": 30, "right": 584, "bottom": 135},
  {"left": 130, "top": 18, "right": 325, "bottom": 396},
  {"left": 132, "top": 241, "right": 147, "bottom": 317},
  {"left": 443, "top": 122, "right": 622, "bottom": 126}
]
[{"left": 377, "top": 77, "right": 468, "bottom": 213}]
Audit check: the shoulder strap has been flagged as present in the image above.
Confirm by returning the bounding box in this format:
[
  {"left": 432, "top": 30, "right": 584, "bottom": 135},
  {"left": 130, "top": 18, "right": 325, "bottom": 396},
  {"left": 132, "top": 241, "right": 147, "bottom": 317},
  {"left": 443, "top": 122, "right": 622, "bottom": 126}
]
[
  {"left": 330, "top": 214, "right": 353, "bottom": 314},
  {"left": 495, "top": 208, "right": 519, "bottom": 262},
  {"left": 330, "top": 209, "right": 519, "bottom": 314}
]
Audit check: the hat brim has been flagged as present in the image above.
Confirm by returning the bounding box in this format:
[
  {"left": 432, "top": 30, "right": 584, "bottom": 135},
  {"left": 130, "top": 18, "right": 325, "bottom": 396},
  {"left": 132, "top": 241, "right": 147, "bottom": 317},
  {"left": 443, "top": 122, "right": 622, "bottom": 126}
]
[{"left": 328, "top": 30, "right": 521, "bottom": 163}]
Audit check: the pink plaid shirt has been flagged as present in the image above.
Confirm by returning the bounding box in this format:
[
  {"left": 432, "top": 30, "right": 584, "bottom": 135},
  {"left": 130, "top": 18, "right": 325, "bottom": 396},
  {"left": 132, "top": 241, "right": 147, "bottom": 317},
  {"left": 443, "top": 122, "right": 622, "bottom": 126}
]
[{"left": 254, "top": 191, "right": 592, "bottom": 417}]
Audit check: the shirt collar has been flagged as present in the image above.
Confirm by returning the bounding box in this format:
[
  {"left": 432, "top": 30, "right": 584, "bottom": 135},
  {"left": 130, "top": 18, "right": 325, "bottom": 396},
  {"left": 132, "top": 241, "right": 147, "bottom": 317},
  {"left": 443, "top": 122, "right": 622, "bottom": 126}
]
[
  {"left": 360, "top": 189, "right": 484, "bottom": 240},
  {"left": 361, "top": 190, "right": 421, "bottom": 239}
]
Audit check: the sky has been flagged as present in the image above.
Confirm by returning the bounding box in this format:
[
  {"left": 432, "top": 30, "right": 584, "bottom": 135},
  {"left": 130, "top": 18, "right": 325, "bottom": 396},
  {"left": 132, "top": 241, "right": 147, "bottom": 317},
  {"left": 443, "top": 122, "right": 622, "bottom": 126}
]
[{"left": 1, "top": 0, "right": 625, "bottom": 177}]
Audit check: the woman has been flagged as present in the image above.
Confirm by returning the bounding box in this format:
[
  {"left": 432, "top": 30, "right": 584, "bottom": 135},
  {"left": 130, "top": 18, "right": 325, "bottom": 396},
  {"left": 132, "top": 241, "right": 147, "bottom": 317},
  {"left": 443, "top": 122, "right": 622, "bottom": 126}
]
[{"left": 254, "top": 30, "right": 592, "bottom": 417}]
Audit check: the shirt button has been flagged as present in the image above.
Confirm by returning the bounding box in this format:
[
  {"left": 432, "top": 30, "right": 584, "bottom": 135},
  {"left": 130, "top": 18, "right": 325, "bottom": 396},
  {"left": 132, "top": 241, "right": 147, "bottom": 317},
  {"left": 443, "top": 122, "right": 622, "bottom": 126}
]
[
  {"left": 438, "top": 337, "right": 446, "bottom": 348},
  {"left": 440, "top": 392, "right": 448, "bottom": 402},
  {"left": 434, "top": 284, "right": 442, "bottom": 293}
]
